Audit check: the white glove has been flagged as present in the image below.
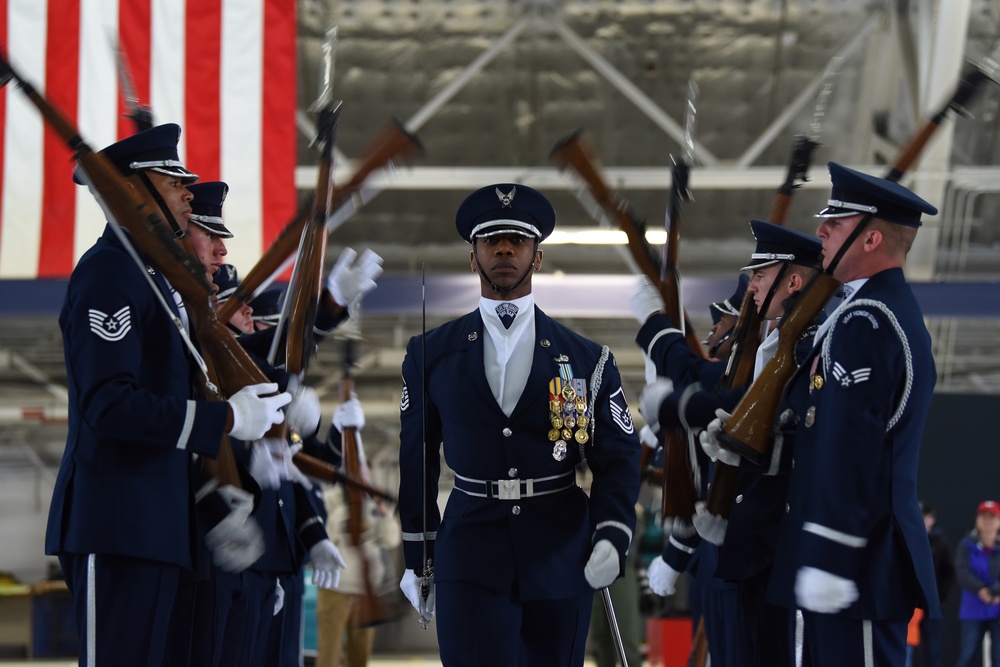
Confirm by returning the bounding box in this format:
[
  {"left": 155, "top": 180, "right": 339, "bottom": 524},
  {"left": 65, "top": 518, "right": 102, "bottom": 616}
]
[
  {"left": 693, "top": 500, "right": 728, "bottom": 546},
  {"left": 584, "top": 539, "right": 620, "bottom": 589},
  {"left": 647, "top": 556, "right": 681, "bottom": 596},
  {"left": 639, "top": 424, "right": 659, "bottom": 450},
  {"left": 332, "top": 395, "right": 365, "bottom": 432},
  {"left": 325, "top": 247, "right": 384, "bottom": 308},
  {"left": 204, "top": 486, "right": 265, "bottom": 573},
  {"left": 400, "top": 568, "right": 435, "bottom": 619},
  {"left": 699, "top": 409, "right": 740, "bottom": 467},
  {"left": 285, "top": 377, "right": 321, "bottom": 438},
  {"left": 309, "top": 539, "right": 347, "bottom": 590},
  {"left": 249, "top": 439, "right": 286, "bottom": 490},
  {"left": 794, "top": 566, "right": 859, "bottom": 613},
  {"left": 639, "top": 378, "right": 674, "bottom": 434},
  {"left": 629, "top": 276, "right": 664, "bottom": 324},
  {"left": 273, "top": 579, "right": 285, "bottom": 615},
  {"left": 228, "top": 383, "right": 292, "bottom": 441}
]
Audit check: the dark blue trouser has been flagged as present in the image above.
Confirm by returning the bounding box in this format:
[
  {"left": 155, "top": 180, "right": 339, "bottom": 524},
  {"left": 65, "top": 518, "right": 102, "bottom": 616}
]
[
  {"left": 61, "top": 553, "right": 181, "bottom": 667},
  {"left": 262, "top": 570, "right": 305, "bottom": 667},
  {"left": 802, "top": 611, "right": 906, "bottom": 667},
  {"left": 436, "top": 580, "right": 593, "bottom": 667},
  {"left": 736, "top": 566, "right": 795, "bottom": 667}
]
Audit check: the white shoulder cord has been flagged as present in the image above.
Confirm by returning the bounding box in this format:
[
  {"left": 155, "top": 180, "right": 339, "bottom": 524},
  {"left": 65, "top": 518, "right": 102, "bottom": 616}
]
[
  {"left": 820, "top": 298, "right": 913, "bottom": 432},
  {"left": 79, "top": 170, "right": 217, "bottom": 397},
  {"left": 582, "top": 345, "right": 611, "bottom": 460}
]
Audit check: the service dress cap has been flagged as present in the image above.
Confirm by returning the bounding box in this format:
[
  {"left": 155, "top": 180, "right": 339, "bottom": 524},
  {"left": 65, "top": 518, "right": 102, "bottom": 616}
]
[
  {"left": 249, "top": 288, "right": 284, "bottom": 326},
  {"left": 455, "top": 183, "right": 556, "bottom": 242},
  {"left": 816, "top": 162, "right": 937, "bottom": 228},
  {"left": 187, "top": 181, "right": 234, "bottom": 239},
  {"left": 212, "top": 264, "right": 240, "bottom": 303},
  {"left": 710, "top": 273, "right": 749, "bottom": 324},
  {"left": 73, "top": 123, "right": 198, "bottom": 185},
  {"left": 741, "top": 219, "right": 823, "bottom": 271}
]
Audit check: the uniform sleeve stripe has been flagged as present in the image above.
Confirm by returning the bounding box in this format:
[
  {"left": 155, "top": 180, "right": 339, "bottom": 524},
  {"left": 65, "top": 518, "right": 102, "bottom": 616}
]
[
  {"left": 594, "top": 520, "right": 633, "bottom": 544},
  {"left": 176, "top": 400, "right": 196, "bottom": 450},
  {"left": 668, "top": 535, "right": 696, "bottom": 554},
  {"left": 803, "top": 521, "right": 867, "bottom": 548},
  {"left": 297, "top": 516, "right": 323, "bottom": 534}
]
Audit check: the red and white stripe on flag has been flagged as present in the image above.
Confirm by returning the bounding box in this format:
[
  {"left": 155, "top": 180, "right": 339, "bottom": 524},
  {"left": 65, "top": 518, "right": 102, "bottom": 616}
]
[{"left": 0, "top": 0, "right": 297, "bottom": 278}]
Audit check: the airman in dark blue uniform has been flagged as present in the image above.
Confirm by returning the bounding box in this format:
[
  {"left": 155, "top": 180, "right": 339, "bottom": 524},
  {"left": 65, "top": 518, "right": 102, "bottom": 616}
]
[
  {"left": 632, "top": 220, "right": 825, "bottom": 667},
  {"left": 45, "top": 125, "right": 290, "bottom": 667},
  {"left": 397, "top": 184, "right": 641, "bottom": 666},
  {"left": 766, "top": 163, "right": 941, "bottom": 666}
]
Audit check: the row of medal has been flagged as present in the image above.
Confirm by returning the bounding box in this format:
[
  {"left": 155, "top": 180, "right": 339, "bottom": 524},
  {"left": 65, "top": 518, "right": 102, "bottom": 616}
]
[{"left": 548, "top": 376, "right": 589, "bottom": 461}]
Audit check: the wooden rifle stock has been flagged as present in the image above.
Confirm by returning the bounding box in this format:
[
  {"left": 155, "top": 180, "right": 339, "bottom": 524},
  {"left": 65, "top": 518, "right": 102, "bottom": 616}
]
[
  {"left": 715, "top": 48, "right": 1000, "bottom": 467},
  {"left": 888, "top": 61, "right": 995, "bottom": 181},
  {"left": 703, "top": 290, "right": 764, "bottom": 517},
  {"left": 717, "top": 272, "right": 839, "bottom": 465},
  {"left": 704, "top": 131, "right": 810, "bottom": 517},
  {"left": 663, "top": 159, "right": 707, "bottom": 359},
  {"left": 339, "top": 340, "right": 391, "bottom": 627},
  {"left": 290, "top": 452, "right": 396, "bottom": 503},
  {"left": 550, "top": 131, "right": 698, "bottom": 521},
  {"left": 0, "top": 56, "right": 279, "bottom": 488},
  {"left": 284, "top": 104, "right": 340, "bottom": 377},
  {"left": 218, "top": 120, "right": 420, "bottom": 322},
  {"left": 688, "top": 617, "right": 708, "bottom": 667}
]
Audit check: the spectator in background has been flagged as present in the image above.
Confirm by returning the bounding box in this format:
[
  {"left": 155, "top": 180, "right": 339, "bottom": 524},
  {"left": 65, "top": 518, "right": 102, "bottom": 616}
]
[
  {"left": 916, "top": 501, "right": 954, "bottom": 667},
  {"left": 954, "top": 500, "right": 1000, "bottom": 667}
]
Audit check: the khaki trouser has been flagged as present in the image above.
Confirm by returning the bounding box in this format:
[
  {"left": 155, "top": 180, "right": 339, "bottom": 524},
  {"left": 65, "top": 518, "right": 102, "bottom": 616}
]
[{"left": 315, "top": 588, "right": 376, "bottom": 667}]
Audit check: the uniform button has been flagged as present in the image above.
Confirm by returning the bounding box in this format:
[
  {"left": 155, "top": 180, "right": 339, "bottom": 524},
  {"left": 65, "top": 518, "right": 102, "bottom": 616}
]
[
  {"left": 785, "top": 503, "right": 790, "bottom": 513},
  {"left": 278, "top": 499, "right": 284, "bottom": 508},
  {"left": 502, "top": 428, "right": 512, "bottom": 437},
  {"left": 512, "top": 506, "right": 521, "bottom": 515},
  {"left": 791, "top": 458, "right": 795, "bottom": 469},
  {"left": 508, "top": 468, "right": 517, "bottom": 477},
  {"left": 735, "top": 494, "right": 743, "bottom": 504}
]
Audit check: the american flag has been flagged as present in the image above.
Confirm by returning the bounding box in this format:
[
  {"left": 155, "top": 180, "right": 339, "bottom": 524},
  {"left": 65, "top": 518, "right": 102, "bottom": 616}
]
[{"left": 0, "top": 0, "right": 298, "bottom": 278}]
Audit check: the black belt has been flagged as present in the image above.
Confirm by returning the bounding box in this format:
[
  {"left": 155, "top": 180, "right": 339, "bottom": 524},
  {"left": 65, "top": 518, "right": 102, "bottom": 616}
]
[{"left": 453, "top": 471, "right": 575, "bottom": 500}]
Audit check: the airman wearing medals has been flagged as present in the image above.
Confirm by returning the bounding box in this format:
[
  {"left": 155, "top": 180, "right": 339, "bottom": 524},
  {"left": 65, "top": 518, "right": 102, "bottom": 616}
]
[{"left": 397, "top": 184, "right": 641, "bottom": 667}]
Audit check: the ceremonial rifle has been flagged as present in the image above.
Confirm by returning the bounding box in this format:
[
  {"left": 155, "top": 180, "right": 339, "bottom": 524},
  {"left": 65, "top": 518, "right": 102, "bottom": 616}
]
[
  {"left": 277, "top": 27, "right": 399, "bottom": 505},
  {"left": 703, "top": 64, "right": 836, "bottom": 517},
  {"left": 109, "top": 34, "right": 154, "bottom": 132},
  {"left": 0, "top": 54, "right": 276, "bottom": 488},
  {"left": 338, "top": 339, "right": 394, "bottom": 627},
  {"left": 549, "top": 127, "right": 699, "bottom": 524},
  {"left": 717, "top": 45, "right": 1000, "bottom": 464},
  {"left": 217, "top": 120, "right": 420, "bottom": 322}
]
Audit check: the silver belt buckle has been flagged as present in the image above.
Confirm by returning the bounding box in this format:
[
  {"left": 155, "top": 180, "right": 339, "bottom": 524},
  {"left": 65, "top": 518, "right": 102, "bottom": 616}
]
[{"left": 497, "top": 479, "right": 521, "bottom": 500}]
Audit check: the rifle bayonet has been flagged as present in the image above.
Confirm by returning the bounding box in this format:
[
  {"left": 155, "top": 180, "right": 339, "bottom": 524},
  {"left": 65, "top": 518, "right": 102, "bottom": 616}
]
[
  {"left": 108, "top": 32, "right": 154, "bottom": 131},
  {"left": 681, "top": 78, "right": 698, "bottom": 176},
  {"left": 309, "top": 25, "right": 339, "bottom": 116}
]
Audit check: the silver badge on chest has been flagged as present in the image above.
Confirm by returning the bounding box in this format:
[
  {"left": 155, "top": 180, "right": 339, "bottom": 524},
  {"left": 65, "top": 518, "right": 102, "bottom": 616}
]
[{"left": 552, "top": 439, "right": 568, "bottom": 461}]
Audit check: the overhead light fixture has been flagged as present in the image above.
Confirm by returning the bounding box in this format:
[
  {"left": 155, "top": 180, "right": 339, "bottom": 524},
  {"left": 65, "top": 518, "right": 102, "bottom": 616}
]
[{"left": 544, "top": 228, "right": 668, "bottom": 245}]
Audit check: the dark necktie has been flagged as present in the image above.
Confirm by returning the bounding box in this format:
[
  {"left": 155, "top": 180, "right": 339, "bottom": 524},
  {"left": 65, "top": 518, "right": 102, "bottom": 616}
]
[{"left": 496, "top": 302, "right": 518, "bottom": 330}]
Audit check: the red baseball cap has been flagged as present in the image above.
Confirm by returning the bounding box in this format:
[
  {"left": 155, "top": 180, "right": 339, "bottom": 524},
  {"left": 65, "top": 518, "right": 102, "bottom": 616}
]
[{"left": 977, "top": 500, "right": 1000, "bottom": 517}]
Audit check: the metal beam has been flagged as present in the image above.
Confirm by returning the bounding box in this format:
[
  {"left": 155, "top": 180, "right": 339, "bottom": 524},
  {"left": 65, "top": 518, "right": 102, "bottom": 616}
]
[
  {"left": 298, "top": 164, "right": 1000, "bottom": 192},
  {"left": 736, "top": 12, "right": 881, "bottom": 167},
  {"left": 548, "top": 16, "right": 718, "bottom": 166}
]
